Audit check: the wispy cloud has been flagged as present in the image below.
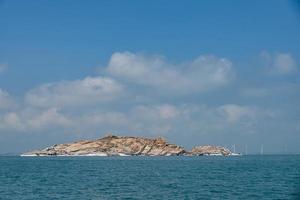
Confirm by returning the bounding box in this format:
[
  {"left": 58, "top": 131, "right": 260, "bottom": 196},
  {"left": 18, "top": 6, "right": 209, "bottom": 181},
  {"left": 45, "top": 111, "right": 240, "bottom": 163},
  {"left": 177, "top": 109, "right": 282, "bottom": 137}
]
[
  {"left": 0, "top": 64, "right": 7, "bottom": 74},
  {"left": 261, "top": 51, "right": 298, "bottom": 75},
  {"left": 0, "top": 108, "right": 71, "bottom": 131},
  {"left": 0, "top": 89, "right": 14, "bottom": 110},
  {"left": 218, "top": 104, "right": 256, "bottom": 123},
  {"left": 25, "top": 76, "right": 124, "bottom": 107}
]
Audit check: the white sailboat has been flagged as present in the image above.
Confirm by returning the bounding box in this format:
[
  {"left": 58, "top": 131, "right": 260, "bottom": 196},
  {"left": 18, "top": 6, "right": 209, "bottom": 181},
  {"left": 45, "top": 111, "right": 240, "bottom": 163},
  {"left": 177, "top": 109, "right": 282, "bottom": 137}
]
[{"left": 230, "top": 144, "right": 241, "bottom": 156}]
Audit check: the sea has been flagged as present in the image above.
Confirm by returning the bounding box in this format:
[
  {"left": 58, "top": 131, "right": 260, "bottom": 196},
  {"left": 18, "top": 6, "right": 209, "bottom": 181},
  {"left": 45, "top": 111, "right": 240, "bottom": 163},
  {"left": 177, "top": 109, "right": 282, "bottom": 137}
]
[{"left": 0, "top": 155, "right": 299, "bottom": 200}]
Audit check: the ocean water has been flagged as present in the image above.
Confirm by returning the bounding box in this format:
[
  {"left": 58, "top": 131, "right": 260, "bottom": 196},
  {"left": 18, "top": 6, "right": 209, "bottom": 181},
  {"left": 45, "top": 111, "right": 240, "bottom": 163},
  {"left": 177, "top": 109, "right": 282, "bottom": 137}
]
[{"left": 0, "top": 155, "right": 299, "bottom": 200}]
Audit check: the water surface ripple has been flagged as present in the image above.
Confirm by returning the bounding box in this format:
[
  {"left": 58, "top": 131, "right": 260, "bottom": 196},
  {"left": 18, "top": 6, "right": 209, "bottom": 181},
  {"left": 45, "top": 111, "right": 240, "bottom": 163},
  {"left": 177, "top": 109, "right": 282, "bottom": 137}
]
[{"left": 0, "top": 155, "right": 299, "bottom": 199}]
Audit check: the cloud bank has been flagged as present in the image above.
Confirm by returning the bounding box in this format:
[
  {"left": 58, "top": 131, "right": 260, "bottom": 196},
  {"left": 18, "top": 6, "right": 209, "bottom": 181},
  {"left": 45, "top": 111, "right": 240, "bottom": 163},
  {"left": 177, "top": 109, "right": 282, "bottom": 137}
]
[
  {"left": 0, "top": 51, "right": 299, "bottom": 153},
  {"left": 0, "top": 52, "right": 239, "bottom": 135}
]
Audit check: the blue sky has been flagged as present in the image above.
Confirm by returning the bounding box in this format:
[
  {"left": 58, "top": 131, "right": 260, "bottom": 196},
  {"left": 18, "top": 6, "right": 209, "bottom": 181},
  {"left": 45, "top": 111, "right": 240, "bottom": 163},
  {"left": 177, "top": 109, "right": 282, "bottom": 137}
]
[{"left": 0, "top": 0, "right": 300, "bottom": 154}]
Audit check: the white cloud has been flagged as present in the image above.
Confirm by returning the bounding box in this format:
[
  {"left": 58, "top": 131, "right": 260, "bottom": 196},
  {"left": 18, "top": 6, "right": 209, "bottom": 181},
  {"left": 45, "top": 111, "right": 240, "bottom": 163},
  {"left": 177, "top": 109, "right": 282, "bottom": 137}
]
[
  {"left": 27, "top": 108, "right": 71, "bottom": 129},
  {"left": 0, "top": 108, "right": 71, "bottom": 131},
  {"left": 25, "top": 76, "right": 123, "bottom": 107},
  {"left": 0, "top": 89, "right": 14, "bottom": 109},
  {"left": 76, "top": 104, "right": 181, "bottom": 135},
  {"left": 0, "top": 100, "right": 274, "bottom": 140},
  {"left": 128, "top": 104, "right": 182, "bottom": 135},
  {"left": 125, "top": 104, "right": 268, "bottom": 135},
  {"left": 106, "top": 52, "right": 234, "bottom": 94},
  {"left": 132, "top": 104, "right": 180, "bottom": 120},
  {"left": 81, "top": 111, "right": 128, "bottom": 127},
  {"left": 21, "top": 52, "right": 235, "bottom": 110},
  {"left": 261, "top": 51, "right": 297, "bottom": 75},
  {"left": 218, "top": 104, "right": 256, "bottom": 122},
  {"left": 273, "top": 54, "right": 297, "bottom": 74},
  {"left": 0, "top": 52, "right": 283, "bottom": 138},
  {"left": 0, "top": 104, "right": 180, "bottom": 134},
  {"left": 2, "top": 112, "right": 23, "bottom": 130}
]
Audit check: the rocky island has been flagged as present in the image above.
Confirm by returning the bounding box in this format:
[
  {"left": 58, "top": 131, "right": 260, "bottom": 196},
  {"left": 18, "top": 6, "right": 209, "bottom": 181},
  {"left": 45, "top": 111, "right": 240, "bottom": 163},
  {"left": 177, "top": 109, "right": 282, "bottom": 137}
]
[
  {"left": 21, "top": 134, "right": 236, "bottom": 156},
  {"left": 191, "top": 145, "right": 232, "bottom": 156}
]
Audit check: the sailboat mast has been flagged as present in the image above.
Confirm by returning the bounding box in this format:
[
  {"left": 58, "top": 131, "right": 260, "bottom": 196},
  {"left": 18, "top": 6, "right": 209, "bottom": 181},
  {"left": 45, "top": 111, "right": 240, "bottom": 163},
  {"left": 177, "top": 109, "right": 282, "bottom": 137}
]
[{"left": 260, "top": 144, "right": 264, "bottom": 155}]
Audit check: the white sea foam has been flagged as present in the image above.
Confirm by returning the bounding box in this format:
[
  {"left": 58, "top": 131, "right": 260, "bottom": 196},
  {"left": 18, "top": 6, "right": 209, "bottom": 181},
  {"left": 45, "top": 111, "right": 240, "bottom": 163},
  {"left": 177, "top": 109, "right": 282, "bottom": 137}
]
[
  {"left": 118, "top": 153, "right": 130, "bottom": 156},
  {"left": 20, "top": 154, "right": 38, "bottom": 157},
  {"left": 85, "top": 153, "right": 108, "bottom": 156},
  {"left": 203, "top": 153, "right": 223, "bottom": 156}
]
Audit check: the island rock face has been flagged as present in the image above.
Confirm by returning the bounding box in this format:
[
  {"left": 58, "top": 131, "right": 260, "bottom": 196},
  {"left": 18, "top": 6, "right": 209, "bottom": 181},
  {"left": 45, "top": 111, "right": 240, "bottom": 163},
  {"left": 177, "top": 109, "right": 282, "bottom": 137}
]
[
  {"left": 191, "top": 145, "right": 232, "bottom": 156},
  {"left": 22, "top": 135, "right": 186, "bottom": 156}
]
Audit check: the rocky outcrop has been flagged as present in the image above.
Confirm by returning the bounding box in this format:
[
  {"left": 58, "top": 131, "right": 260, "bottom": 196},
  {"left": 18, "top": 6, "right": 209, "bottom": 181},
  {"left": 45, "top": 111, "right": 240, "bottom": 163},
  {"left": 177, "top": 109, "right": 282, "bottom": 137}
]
[
  {"left": 191, "top": 145, "right": 232, "bottom": 156},
  {"left": 22, "top": 135, "right": 186, "bottom": 156},
  {"left": 21, "top": 134, "right": 236, "bottom": 156}
]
